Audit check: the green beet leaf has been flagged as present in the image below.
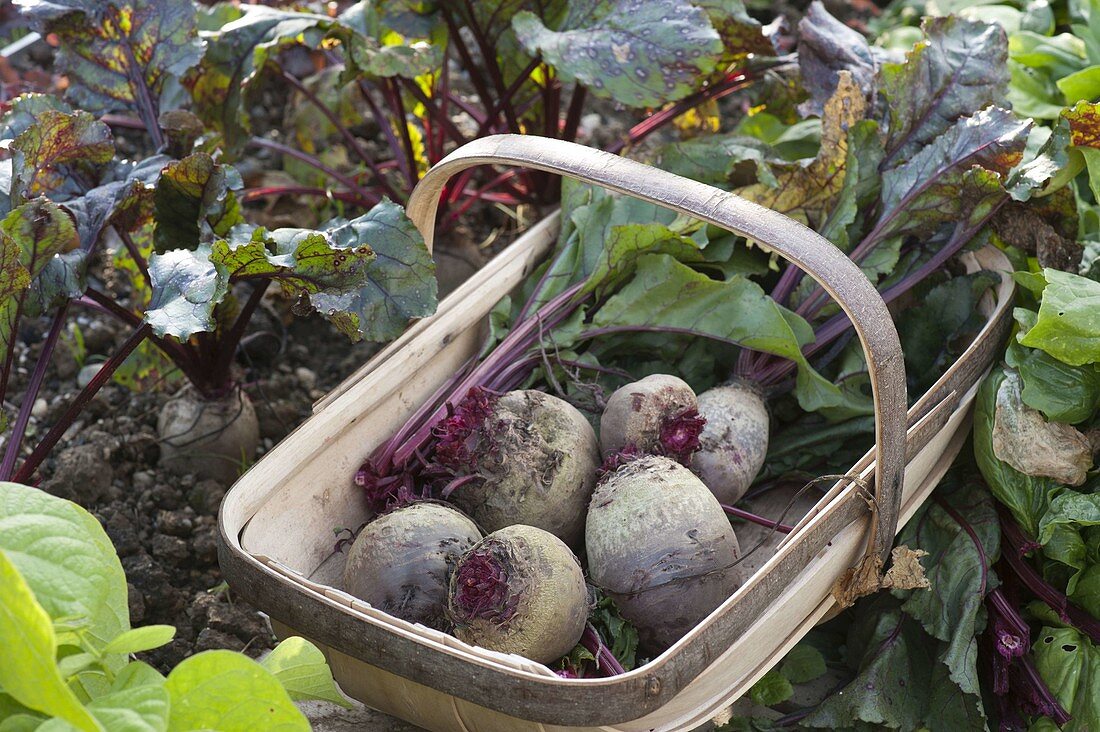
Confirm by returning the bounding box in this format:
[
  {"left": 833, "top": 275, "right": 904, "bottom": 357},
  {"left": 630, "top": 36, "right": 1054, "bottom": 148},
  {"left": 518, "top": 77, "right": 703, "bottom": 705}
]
[
  {"left": 1018, "top": 268, "right": 1100, "bottom": 366},
  {"left": 153, "top": 153, "right": 244, "bottom": 254},
  {"left": 1031, "top": 627, "right": 1100, "bottom": 732},
  {"left": 898, "top": 272, "right": 1001, "bottom": 394},
  {"left": 779, "top": 643, "right": 827, "bottom": 684},
  {"left": 145, "top": 247, "right": 226, "bottom": 339},
  {"left": 512, "top": 0, "right": 724, "bottom": 108},
  {"left": 14, "top": 0, "right": 201, "bottom": 124},
  {"left": 880, "top": 16, "right": 1010, "bottom": 166},
  {"left": 894, "top": 481, "right": 1000, "bottom": 697},
  {"left": 0, "top": 550, "right": 100, "bottom": 731},
  {"left": 690, "top": 0, "right": 775, "bottom": 64},
  {"left": 164, "top": 650, "right": 309, "bottom": 732},
  {"left": 260, "top": 636, "right": 351, "bottom": 708},
  {"left": 1038, "top": 491, "right": 1100, "bottom": 546},
  {"left": 801, "top": 599, "right": 986, "bottom": 730},
  {"left": 748, "top": 669, "right": 792, "bottom": 706},
  {"left": 1009, "top": 342, "right": 1100, "bottom": 424},
  {"left": 0, "top": 482, "right": 129, "bottom": 663},
  {"left": 588, "top": 254, "right": 858, "bottom": 414}
]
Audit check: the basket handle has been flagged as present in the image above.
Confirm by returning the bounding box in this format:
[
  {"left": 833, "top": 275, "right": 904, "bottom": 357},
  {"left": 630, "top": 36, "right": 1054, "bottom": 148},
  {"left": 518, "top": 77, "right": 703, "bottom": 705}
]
[{"left": 406, "top": 135, "right": 907, "bottom": 585}]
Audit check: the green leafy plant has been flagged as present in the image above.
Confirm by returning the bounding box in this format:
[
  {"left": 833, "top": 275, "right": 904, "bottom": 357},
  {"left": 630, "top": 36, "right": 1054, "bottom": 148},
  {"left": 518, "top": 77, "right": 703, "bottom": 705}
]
[
  {"left": 0, "top": 0, "right": 442, "bottom": 485},
  {"left": 183, "top": 0, "right": 778, "bottom": 227},
  {"left": 0, "top": 480, "right": 349, "bottom": 731}
]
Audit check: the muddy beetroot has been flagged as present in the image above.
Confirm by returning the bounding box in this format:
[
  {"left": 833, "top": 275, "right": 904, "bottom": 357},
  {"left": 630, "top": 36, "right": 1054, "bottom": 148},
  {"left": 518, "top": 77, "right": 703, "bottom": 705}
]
[
  {"left": 448, "top": 525, "right": 588, "bottom": 664},
  {"left": 437, "top": 389, "right": 599, "bottom": 549},
  {"left": 600, "top": 374, "right": 705, "bottom": 465},
  {"left": 693, "top": 381, "right": 770, "bottom": 504},
  {"left": 586, "top": 454, "right": 742, "bottom": 654},
  {"left": 343, "top": 503, "right": 482, "bottom": 630}
]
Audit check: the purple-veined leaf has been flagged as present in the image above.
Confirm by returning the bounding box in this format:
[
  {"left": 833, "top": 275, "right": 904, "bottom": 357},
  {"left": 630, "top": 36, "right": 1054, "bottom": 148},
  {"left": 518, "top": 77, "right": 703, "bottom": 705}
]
[
  {"left": 7, "top": 110, "right": 114, "bottom": 206},
  {"left": 0, "top": 198, "right": 81, "bottom": 395},
  {"left": 796, "top": 1, "right": 877, "bottom": 117},
  {"left": 153, "top": 153, "right": 244, "bottom": 254},
  {"left": 880, "top": 17, "right": 1010, "bottom": 167},
  {"left": 0, "top": 94, "right": 72, "bottom": 142},
  {"left": 13, "top": 0, "right": 201, "bottom": 125},
  {"left": 512, "top": 0, "right": 725, "bottom": 107},
  {"left": 188, "top": 5, "right": 434, "bottom": 153},
  {"left": 876, "top": 107, "right": 1029, "bottom": 242}
]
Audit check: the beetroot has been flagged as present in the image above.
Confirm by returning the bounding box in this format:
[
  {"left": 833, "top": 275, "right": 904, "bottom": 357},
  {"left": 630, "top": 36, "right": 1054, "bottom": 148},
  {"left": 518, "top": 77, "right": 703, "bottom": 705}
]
[
  {"left": 693, "top": 381, "right": 770, "bottom": 504},
  {"left": 343, "top": 502, "right": 482, "bottom": 630},
  {"left": 599, "top": 374, "right": 705, "bottom": 465},
  {"left": 586, "top": 454, "right": 742, "bottom": 654},
  {"left": 448, "top": 524, "right": 588, "bottom": 664},
  {"left": 438, "top": 389, "right": 599, "bottom": 548}
]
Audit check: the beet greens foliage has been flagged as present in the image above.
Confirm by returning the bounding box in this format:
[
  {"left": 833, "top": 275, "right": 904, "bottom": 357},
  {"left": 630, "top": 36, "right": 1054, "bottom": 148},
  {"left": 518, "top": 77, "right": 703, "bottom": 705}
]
[
  {"left": 0, "top": 0, "right": 442, "bottom": 484},
  {"left": 184, "top": 0, "right": 775, "bottom": 223}
]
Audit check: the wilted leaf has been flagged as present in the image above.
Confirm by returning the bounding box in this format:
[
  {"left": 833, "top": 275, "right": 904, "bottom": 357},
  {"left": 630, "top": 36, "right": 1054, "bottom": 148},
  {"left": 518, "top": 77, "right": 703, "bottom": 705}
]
[
  {"left": 974, "top": 368, "right": 1060, "bottom": 538},
  {"left": 735, "top": 71, "right": 866, "bottom": 230},
  {"left": 14, "top": 0, "right": 202, "bottom": 119},
  {"left": 881, "top": 17, "right": 1009, "bottom": 166},
  {"left": 797, "top": 2, "right": 876, "bottom": 116},
  {"left": 154, "top": 153, "right": 244, "bottom": 254},
  {"left": 512, "top": 0, "right": 724, "bottom": 107},
  {"left": 8, "top": 110, "right": 113, "bottom": 204},
  {"left": 992, "top": 370, "right": 1092, "bottom": 486}
]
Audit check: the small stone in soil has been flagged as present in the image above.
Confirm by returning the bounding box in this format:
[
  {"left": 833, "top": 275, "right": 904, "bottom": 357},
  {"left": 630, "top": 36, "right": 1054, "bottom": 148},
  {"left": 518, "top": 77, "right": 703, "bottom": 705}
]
[
  {"left": 157, "top": 509, "right": 194, "bottom": 537},
  {"left": 195, "top": 627, "right": 246, "bottom": 652},
  {"left": 43, "top": 443, "right": 114, "bottom": 506},
  {"left": 151, "top": 534, "right": 190, "bottom": 566}
]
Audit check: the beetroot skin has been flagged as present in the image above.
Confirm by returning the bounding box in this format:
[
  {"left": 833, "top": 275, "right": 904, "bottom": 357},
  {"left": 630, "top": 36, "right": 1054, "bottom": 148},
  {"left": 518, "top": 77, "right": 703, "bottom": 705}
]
[
  {"left": 586, "top": 454, "right": 742, "bottom": 653},
  {"left": 693, "top": 381, "right": 770, "bottom": 504},
  {"left": 448, "top": 524, "right": 588, "bottom": 663},
  {"left": 439, "top": 389, "right": 599, "bottom": 548},
  {"left": 343, "top": 502, "right": 482, "bottom": 630}
]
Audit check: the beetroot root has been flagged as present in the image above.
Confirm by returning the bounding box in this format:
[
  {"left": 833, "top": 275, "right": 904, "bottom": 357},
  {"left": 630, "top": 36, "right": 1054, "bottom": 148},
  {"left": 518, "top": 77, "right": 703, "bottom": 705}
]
[
  {"left": 343, "top": 502, "right": 482, "bottom": 630},
  {"left": 599, "top": 374, "right": 705, "bottom": 464},
  {"left": 448, "top": 524, "right": 588, "bottom": 664},
  {"left": 586, "top": 454, "right": 741, "bottom": 654},
  {"left": 693, "top": 381, "right": 769, "bottom": 504},
  {"left": 442, "top": 389, "right": 599, "bottom": 548}
]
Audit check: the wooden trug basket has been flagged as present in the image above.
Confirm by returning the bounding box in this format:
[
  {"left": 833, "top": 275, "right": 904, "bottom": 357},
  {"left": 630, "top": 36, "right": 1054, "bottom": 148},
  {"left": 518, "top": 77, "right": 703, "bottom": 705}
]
[{"left": 218, "top": 136, "right": 1015, "bottom": 732}]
